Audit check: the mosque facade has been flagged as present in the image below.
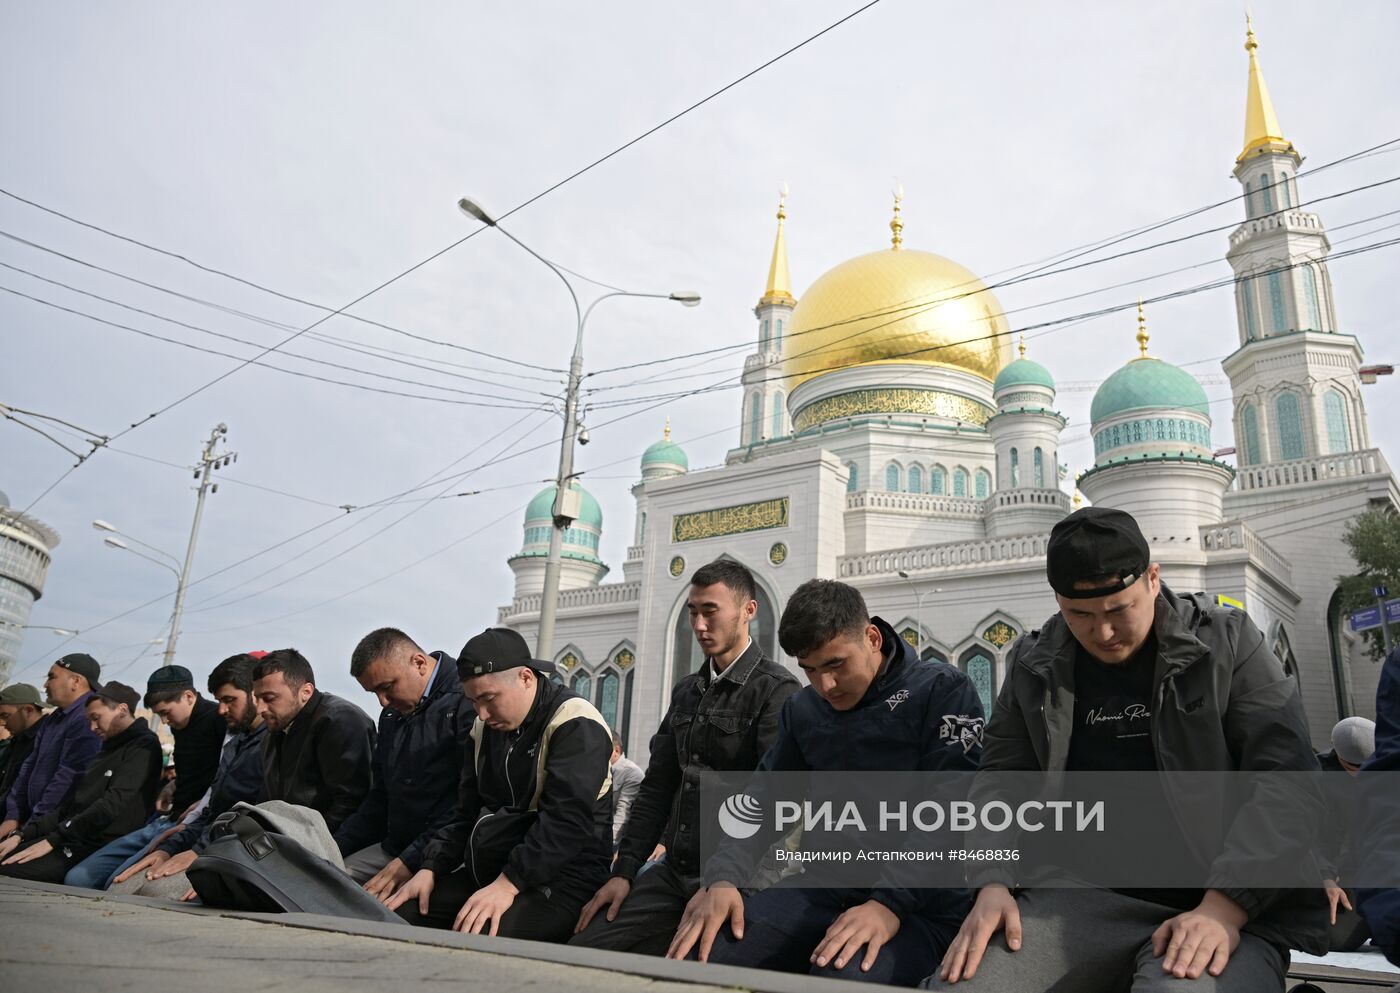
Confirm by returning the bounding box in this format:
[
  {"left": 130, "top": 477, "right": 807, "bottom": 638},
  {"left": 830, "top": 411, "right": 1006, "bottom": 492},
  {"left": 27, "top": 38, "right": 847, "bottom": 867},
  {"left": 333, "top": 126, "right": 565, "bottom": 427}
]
[{"left": 497, "top": 24, "right": 1398, "bottom": 755}]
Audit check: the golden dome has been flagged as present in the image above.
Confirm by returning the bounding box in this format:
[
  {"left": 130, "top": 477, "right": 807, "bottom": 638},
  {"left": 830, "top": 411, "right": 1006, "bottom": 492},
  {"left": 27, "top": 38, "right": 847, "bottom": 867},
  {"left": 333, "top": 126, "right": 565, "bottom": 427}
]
[{"left": 781, "top": 247, "right": 1014, "bottom": 390}]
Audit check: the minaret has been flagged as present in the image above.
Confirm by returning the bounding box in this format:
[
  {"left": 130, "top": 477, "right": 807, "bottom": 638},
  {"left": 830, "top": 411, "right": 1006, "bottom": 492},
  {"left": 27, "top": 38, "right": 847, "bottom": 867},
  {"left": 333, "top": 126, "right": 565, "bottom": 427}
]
[
  {"left": 1223, "top": 16, "right": 1370, "bottom": 465},
  {"left": 985, "top": 336, "right": 1068, "bottom": 537},
  {"left": 742, "top": 186, "right": 797, "bottom": 447}
]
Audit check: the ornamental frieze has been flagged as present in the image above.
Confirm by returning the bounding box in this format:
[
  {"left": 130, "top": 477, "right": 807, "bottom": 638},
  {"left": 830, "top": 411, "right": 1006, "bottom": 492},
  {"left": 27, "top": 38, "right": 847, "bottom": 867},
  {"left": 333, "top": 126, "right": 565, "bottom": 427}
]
[
  {"left": 791, "top": 388, "right": 992, "bottom": 433},
  {"left": 672, "top": 496, "right": 789, "bottom": 543}
]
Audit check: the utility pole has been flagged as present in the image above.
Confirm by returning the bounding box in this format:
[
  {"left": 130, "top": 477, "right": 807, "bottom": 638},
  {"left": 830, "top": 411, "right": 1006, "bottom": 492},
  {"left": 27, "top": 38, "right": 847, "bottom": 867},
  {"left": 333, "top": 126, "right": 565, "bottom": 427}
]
[
  {"left": 1375, "top": 585, "right": 1395, "bottom": 657},
  {"left": 164, "top": 423, "right": 235, "bottom": 666}
]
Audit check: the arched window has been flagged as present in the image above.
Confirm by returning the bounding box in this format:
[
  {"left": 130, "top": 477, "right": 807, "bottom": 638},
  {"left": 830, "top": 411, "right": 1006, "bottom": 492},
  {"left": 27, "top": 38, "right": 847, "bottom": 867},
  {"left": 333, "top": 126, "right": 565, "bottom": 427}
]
[
  {"left": 1009, "top": 448, "right": 1020, "bottom": 488},
  {"left": 953, "top": 467, "right": 968, "bottom": 497},
  {"left": 771, "top": 391, "right": 785, "bottom": 437},
  {"left": 1267, "top": 271, "right": 1287, "bottom": 333},
  {"left": 570, "top": 669, "right": 592, "bottom": 700},
  {"left": 1167, "top": 420, "right": 1177, "bottom": 441},
  {"left": 846, "top": 462, "right": 859, "bottom": 493},
  {"left": 1034, "top": 447, "right": 1045, "bottom": 487},
  {"left": 775, "top": 319, "right": 784, "bottom": 345},
  {"left": 975, "top": 469, "right": 991, "bottom": 499},
  {"left": 1132, "top": 421, "right": 1143, "bottom": 443},
  {"left": 1243, "top": 177, "right": 1254, "bottom": 219},
  {"left": 1239, "top": 278, "right": 1258, "bottom": 340},
  {"left": 1261, "top": 177, "right": 1274, "bottom": 214},
  {"left": 1278, "top": 173, "right": 1292, "bottom": 209},
  {"left": 959, "top": 648, "right": 995, "bottom": 714},
  {"left": 907, "top": 464, "right": 923, "bottom": 493},
  {"left": 639, "top": 510, "right": 647, "bottom": 543},
  {"left": 1324, "top": 390, "right": 1349, "bottom": 454},
  {"left": 596, "top": 669, "right": 621, "bottom": 731},
  {"left": 1302, "top": 266, "right": 1322, "bottom": 330},
  {"left": 885, "top": 463, "right": 901, "bottom": 492},
  {"left": 760, "top": 319, "right": 769, "bottom": 346},
  {"left": 1241, "top": 403, "right": 1260, "bottom": 465},
  {"left": 1275, "top": 392, "right": 1306, "bottom": 460},
  {"left": 748, "top": 391, "right": 763, "bottom": 443},
  {"left": 931, "top": 465, "right": 946, "bottom": 495}
]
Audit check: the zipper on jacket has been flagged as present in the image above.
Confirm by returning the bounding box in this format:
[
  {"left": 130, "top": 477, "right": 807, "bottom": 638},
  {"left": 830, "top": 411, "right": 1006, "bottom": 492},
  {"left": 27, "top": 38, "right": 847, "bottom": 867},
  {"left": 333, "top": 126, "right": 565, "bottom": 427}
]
[{"left": 505, "top": 736, "right": 518, "bottom": 809}]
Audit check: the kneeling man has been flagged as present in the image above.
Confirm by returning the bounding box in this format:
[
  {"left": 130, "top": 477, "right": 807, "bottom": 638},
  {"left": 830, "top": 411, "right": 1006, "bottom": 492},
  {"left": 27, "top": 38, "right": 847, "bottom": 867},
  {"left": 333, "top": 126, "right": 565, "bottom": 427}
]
[
  {"left": 669, "top": 579, "right": 984, "bottom": 986},
  {"left": 389, "top": 628, "right": 613, "bottom": 941}
]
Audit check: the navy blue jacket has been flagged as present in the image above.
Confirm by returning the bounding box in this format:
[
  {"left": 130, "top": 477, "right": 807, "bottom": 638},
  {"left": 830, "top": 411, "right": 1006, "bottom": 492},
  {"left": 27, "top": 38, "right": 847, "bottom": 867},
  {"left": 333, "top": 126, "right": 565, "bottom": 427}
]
[
  {"left": 158, "top": 722, "right": 268, "bottom": 856},
  {"left": 4, "top": 691, "right": 101, "bottom": 824},
  {"left": 1358, "top": 646, "right": 1400, "bottom": 966},
  {"left": 703, "top": 616, "right": 985, "bottom": 921},
  {"left": 333, "top": 652, "right": 469, "bottom": 871}
]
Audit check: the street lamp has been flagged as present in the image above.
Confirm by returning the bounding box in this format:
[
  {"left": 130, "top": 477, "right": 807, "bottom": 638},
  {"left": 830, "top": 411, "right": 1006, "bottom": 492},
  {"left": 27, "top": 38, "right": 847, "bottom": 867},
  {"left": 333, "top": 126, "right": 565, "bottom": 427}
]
[
  {"left": 93, "top": 520, "right": 182, "bottom": 571},
  {"left": 458, "top": 196, "right": 701, "bottom": 658},
  {"left": 102, "top": 536, "right": 182, "bottom": 582},
  {"left": 896, "top": 571, "right": 944, "bottom": 656}
]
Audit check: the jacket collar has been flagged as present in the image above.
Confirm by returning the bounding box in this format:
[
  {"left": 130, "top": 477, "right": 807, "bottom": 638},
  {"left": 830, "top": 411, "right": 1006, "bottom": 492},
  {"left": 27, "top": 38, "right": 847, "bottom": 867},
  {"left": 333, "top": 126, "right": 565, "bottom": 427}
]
[
  {"left": 59, "top": 690, "right": 94, "bottom": 719},
  {"left": 858, "top": 616, "right": 913, "bottom": 707},
  {"left": 279, "top": 688, "right": 323, "bottom": 737},
  {"left": 701, "top": 639, "right": 764, "bottom": 690},
  {"left": 421, "top": 651, "right": 458, "bottom": 705},
  {"left": 102, "top": 716, "right": 151, "bottom": 752},
  {"left": 1018, "top": 583, "right": 1209, "bottom": 682}
]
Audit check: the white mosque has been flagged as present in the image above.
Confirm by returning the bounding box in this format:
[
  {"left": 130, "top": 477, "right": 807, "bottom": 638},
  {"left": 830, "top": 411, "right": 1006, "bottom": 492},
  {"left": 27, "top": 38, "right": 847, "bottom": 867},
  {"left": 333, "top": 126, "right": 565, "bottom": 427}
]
[{"left": 497, "top": 23, "right": 1398, "bottom": 755}]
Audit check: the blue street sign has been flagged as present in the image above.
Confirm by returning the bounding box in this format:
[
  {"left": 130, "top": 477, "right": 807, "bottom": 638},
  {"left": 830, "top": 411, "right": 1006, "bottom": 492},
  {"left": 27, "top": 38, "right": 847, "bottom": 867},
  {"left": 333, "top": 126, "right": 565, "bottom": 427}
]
[
  {"left": 1376, "top": 586, "right": 1390, "bottom": 598},
  {"left": 1351, "top": 599, "right": 1400, "bottom": 632},
  {"left": 1351, "top": 607, "right": 1382, "bottom": 632}
]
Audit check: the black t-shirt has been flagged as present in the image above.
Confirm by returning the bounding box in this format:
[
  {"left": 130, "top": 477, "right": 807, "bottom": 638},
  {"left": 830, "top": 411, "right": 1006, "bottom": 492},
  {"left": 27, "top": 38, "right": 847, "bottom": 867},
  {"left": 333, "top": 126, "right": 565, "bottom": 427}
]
[
  {"left": 1066, "top": 634, "right": 1203, "bottom": 911},
  {"left": 1067, "top": 635, "right": 1157, "bottom": 772}
]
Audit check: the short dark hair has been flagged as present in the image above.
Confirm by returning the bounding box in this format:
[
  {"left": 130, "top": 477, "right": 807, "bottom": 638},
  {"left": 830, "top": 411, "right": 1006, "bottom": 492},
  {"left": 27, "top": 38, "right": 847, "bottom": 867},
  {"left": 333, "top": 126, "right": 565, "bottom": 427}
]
[
  {"left": 252, "top": 649, "right": 315, "bottom": 690},
  {"left": 690, "top": 558, "right": 757, "bottom": 604},
  {"left": 143, "top": 684, "right": 195, "bottom": 710},
  {"left": 611, "top": 730, "right": 623, "bottom": 750},
  {"left": 778, "top": 579, "right": 870, "bottom": 659},
  {"left": 208, "top": 653, "right": 260, "bottom": 696},
  {"left": 350, "top": 627, "right": 423, "bottom": 679},
  {"left": 90, "top": 681, "right": 141, "bottom": 714}
]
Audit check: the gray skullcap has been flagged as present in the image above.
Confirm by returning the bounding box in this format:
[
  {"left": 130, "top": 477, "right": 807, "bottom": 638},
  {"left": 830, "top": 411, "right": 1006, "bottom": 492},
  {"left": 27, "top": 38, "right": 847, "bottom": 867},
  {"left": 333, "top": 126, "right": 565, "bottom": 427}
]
[{"left": 1331, "top": 716, "right": 1376, "bottom": 766}]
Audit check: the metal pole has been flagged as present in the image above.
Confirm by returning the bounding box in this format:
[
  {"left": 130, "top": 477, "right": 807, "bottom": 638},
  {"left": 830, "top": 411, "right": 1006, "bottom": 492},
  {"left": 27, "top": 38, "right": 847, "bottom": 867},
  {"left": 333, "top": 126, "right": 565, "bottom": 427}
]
[
  {"left": 164, "top": 424, "right": 230, "bottom": 666},
  {"left": 1378, "top": 594, "right": 1395, "bottom": 658}
]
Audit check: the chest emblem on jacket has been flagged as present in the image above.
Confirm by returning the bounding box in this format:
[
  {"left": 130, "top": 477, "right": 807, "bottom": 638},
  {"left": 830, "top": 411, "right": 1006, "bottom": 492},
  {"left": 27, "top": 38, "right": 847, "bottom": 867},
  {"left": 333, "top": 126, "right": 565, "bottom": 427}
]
[
  {"left": 939, "top": 714, "right": 985, "bottom": 753},
  {"left": 885, "top": 689, "right": 911, "bottom": 711}
]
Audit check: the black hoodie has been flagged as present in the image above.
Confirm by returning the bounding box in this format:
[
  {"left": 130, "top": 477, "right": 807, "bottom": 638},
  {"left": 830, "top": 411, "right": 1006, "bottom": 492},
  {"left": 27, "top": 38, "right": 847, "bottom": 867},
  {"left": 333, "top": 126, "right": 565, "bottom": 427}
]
[{"left": 22, "top": 716, "right": 162, "bottom": 853}]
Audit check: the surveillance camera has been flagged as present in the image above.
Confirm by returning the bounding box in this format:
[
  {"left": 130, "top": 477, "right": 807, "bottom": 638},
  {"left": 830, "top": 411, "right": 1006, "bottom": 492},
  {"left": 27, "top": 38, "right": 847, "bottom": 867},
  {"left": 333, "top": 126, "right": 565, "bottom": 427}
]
[{"left": 578, "top": 427, "right": 591, "bottom": 445}]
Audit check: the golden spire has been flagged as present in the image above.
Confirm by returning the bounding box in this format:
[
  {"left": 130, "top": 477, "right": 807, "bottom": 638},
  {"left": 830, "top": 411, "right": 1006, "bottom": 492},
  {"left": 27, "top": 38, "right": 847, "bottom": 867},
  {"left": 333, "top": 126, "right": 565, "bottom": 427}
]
[
  {"left": 1018, "top": 334, "right": 1027, "bottom": 359},
  {"left": 889, "top": 181, "right": 904, "bottom": 250},
  {"left": 1238, "top": 14, "right": 1295, "bottom": 163},
  {"left": 663, "top": 416, "right": 671, "bottom": 442},
  {"left": 1073, "top": 489, "right": 1083, "bottom": 509},
  {"left": 1135, "top": 300, "right": 1151, "bottom": 359},
  {"left": 758, "top": 183, "right": 795, "bottom": 307}
]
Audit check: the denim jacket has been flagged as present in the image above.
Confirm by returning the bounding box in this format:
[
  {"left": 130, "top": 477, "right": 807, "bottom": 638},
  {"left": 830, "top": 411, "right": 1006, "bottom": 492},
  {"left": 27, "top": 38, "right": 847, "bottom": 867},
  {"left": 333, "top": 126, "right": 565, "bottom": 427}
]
[{"left": 613, "top": 641, "right": 799, "bottom": 880}]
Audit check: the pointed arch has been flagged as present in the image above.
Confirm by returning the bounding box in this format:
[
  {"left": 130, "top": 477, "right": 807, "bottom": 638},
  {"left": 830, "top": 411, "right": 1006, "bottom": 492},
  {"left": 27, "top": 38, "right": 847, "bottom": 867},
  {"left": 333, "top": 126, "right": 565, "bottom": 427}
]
[
  {"left": 930, "top": 464, "right": 947, "bottom": 495},
  {"left": 953, "top": 466, "right": 969, "bottom": 497},
  {"left": 1275, "top": 391, "right": 1306, "bottom": 459},
  {"left": 1324, "top": 390, "right": 1349, "bottom": 454},
  {"left": 975, "top": 468, "right": 991, "bottom": 499},
  {"left": 771, "top": 390, "right": 785, "bottom": 438},
  {"left": 885, "top": 462, "right": 902, "bottom": 492},
  {"left": 907, "top": 463, "right": 923, "bottom": 493},
  {"left": 846, "top": 461, "right": 859, "bottom": 493},
  {"left": 666, "top": 556, "right": 779, "bottom": 687}
]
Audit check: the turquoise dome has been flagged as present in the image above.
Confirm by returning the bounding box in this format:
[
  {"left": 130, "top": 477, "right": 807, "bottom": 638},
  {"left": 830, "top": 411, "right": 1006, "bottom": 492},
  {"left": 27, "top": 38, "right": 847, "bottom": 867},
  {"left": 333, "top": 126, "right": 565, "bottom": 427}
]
[
  {"left": 994, "top": 357, "right": 1056, "bottom": 393},
  {"left": 1090, "top": 358, "right": 1209, "bottom": 423},
  {"left": 525, "top": 482, "right": 602, "bottom": 530},
  {"left": 641, "top": 437, "right": 689, "bottom": 471}
]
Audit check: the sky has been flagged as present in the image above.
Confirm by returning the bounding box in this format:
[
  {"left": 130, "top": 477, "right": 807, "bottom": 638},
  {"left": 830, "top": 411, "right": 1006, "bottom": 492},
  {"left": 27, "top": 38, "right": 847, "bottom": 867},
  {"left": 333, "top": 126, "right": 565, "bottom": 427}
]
[{"left": 3, "top": 1, "right": 1398, "bottom": 710}]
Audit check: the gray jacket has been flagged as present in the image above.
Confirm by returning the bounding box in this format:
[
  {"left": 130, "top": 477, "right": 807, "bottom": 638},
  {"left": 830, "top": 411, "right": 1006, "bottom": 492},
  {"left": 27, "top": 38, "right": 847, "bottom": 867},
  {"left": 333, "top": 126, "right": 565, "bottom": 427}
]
[{"left": 977, "top": 584, "right": 1328, "bottom": 954}]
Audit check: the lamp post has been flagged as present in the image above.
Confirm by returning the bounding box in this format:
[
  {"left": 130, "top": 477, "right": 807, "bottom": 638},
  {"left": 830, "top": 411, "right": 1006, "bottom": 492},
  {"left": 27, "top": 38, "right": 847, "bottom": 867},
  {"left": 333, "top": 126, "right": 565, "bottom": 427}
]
[
  {"left": 94, "top": 424, "right": 235, "bottom": 668},
  {"left": 458, "top": 197, "right": 700, "bottom": 658},
  {"left": 896, "top": 571, "right": 943, "bottom": 656}
]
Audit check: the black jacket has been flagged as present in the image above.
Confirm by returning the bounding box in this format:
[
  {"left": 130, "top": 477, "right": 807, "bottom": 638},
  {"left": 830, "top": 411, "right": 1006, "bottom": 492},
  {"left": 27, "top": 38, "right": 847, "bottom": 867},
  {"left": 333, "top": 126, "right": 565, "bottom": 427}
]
[
  {"left": 1358, "top": 646, "right": 1400, "bottom": 966},
  {"left": 170, "top": 696, "right": 227, "bottom": 816},
  {"left": 0, "top": 715, "right": 42, "bottom": 805},
  {"left": 21, "top": 717, "right": 161, "bottom": 853},
  {"left": 159, "top": 722, "right": 268, "bottom": 855},
  {"left": 422, "top": 677, "right": 613, "bottom": 904},
  {"left": 334, "top": 653, "right": 470, "bottom": 871},
  {"left": 977, "top": 585, "right": 1328, "bottom": 954},
  {"left": 614, "top": 640, "right": 800, "bottom": 880},
  {"left": 261, "top": 690, "right": 375, "bottom": 834},
  {"left": 702, "top": 617, "right": 984, "bottom": 923}
]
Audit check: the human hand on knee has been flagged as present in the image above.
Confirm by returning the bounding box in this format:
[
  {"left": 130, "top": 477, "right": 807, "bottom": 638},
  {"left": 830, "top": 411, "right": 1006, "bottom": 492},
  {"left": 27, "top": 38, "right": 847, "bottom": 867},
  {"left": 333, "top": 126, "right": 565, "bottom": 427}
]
[
  {"left": 666, "top": 882, "right": 744, "bottom": 962},
  {"left": 811, "top": 899, "right": 900, "bottom": 973},
  {"left": 938, "top": 884, "right": 1022, "bottom": 984},
  {"left": 1151, "top": 890, "right": 1245, "bottom": 980},
  {"left": 114, "top": 850, "right": 169, "bottom": 884},
  {"left": 149, "top": 849, "right": 197, "bottom": 879},
  {"left": 576, "top": 876, "right": 631, "bottom": 933}
]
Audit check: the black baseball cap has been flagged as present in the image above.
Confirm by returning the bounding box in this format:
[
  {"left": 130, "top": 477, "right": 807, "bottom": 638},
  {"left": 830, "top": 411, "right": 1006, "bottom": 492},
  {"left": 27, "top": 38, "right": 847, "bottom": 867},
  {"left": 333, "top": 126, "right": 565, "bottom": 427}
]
[
  {"left": 1046, "top": 506, "right": 1151, "bottom": 600},
  {"left": 54, "top": 652, "right": 102, "bottom": 691},
  {"left": 457, "top": 627, "right": 556, "bottom": 680},
  {"left": 91, "top": 681, "right": 141, "bottom": 713}
]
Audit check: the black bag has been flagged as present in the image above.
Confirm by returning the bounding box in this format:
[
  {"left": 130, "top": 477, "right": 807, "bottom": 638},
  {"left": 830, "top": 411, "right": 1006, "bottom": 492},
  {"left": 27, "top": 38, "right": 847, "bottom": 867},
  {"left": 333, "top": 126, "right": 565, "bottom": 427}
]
[{"left": 187, "top": 809, "right": 401, "bottom": 922}]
